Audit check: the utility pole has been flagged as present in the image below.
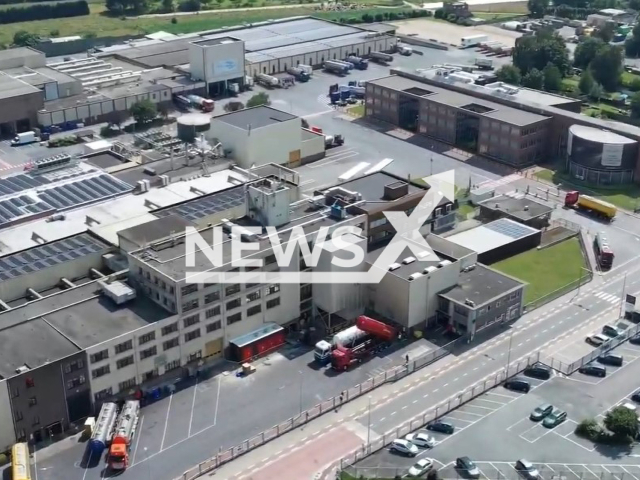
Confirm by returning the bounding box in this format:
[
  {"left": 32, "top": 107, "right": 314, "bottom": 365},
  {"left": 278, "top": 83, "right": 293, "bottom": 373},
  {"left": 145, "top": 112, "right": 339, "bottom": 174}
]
[
  {"left": 505, "top": 330, "right": 514, "bottom": 377},
  {"left": 620, "top": 273, "right": 628, "bottom": 318}
]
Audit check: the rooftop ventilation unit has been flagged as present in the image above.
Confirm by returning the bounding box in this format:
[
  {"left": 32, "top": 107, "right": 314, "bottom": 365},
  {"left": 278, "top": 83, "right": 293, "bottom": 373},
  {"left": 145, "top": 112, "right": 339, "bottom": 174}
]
[
  {"left": 402, "top": 256, "right": 416, "bottom": 265},
  {"left": 464, "top": 298, "right": 476, "bottom": 307},
  {"left": 99, "top": 280, "right": 136, "bottom": 305},
  {"left": 15, "top": 365, "right": 30, "bottom": 374},
  {"left": 408, "top": 272, "right": 423, "bottom": 281},
  {"left": 423, "top": 266, "right": 438, "bottom": 274},
  {"left": 388, "top": 263, "right": 401, "bottom": 271},
  {"left": 439, "top": 260, "right": 452, "bottom": 268}
]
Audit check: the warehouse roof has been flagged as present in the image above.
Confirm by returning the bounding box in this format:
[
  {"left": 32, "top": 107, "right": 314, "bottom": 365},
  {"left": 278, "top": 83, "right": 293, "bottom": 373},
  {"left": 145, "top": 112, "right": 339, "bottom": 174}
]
[
  {"left": 214, "top": 105, "right": 296, "bottom": 130},
  {"left": 445, "top": 218, "right": 540, "bottom": 254},
  {"left": 368, "top": 75, "right": 548, "bottom": 126},
  {"left": 118, "top": 215, "right": 195, "bottom": 250},
  {"left": 0, "top": 47, "right": 43, "bottom": 64},
  {"left": 0, "top": 73, "right": 41, "bottom": 100},
  {"left": 439, "top": 264, "right": 524, "bottom": 307},
  {"left": 478, "top": 195, "right": 553, "bottom": 221}
]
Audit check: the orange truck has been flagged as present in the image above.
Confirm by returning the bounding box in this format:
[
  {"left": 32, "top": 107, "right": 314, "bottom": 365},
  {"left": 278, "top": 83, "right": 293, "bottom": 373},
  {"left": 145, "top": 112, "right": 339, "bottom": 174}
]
[{"left": 108, "top": 400, "right": 140, "bottom": 471}]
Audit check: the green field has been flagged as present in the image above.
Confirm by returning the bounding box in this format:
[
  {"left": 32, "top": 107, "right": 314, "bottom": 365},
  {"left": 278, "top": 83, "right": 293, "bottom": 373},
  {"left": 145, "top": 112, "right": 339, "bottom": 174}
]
[
  {"left": 0, "top": 5, "right": 410, "bottom": 45},
  {"left": 347, "top": 104, "right": 365, "bottom": 117},
  {"left": 472, "top": 11, "right": 521, "bottom": 19},
  {"left": 534, "top": 168, "right": 640, "bottom": 211},
  {"left": 491, "top": 238, "right": 587, "bottom": 305}
]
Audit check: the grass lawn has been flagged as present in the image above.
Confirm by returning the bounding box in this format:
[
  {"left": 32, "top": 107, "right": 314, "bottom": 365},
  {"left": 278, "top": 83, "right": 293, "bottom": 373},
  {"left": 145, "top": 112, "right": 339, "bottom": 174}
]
[
  {"left": 533, "top": 168, "right": 640, "bottom": 211},
  {"left": 457, "top": 202, "right": 476, "bottom": 216},
  {"left": 0, "top": 5, "right": 409, "bottom": 45},
  {"left": 347, "top": 104, "right": 365, "bottom": 117},
  {"left": 621, "top": 71, "right": 640, "bottom": 87},
  {"left": 581, "top": 102, "right": 626, "bottom": 117},
  {"left": 492, "top": 238, "right": 587, "bottom": 305}
]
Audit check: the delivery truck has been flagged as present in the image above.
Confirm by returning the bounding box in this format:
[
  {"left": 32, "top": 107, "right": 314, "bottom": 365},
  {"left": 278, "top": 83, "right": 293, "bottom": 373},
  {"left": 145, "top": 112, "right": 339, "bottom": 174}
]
[
  {"left": 564, "top": 191, "right": 616, "bottom": 220},
  {"left": 461, "top": 34, "right": 489, "bottom": 48},
  {"left": 108, "top": 400, "right": 140, "bottom": 471},
  {"left": 331, "top": 316, "right": 397, "bottom": 371},
  {"left": 186, "top": 95, "right": 214, "bottom": 112},
  {"left": 11, "top": 131, "right": 37, "bottom": 146}
]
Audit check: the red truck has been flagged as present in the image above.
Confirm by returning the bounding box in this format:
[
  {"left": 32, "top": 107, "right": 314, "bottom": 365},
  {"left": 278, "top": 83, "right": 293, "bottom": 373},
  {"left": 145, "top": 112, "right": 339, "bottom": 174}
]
[{"left": 331, "top": 315, "right": 397, "bottom": 371}]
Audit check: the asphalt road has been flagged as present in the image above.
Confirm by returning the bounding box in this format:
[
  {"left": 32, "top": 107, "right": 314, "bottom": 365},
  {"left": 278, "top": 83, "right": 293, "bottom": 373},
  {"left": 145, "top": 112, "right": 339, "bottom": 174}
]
[{"left": 354, "top": 336, "right": 640, "bottom": 479}]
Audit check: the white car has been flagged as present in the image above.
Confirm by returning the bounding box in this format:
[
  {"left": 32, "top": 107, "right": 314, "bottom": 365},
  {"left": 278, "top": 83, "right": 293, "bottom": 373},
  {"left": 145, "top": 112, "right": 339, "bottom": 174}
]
[
  {"left": 408, "top": 458, "right": 434, "bottom": 477},
  {"left": 586, "top": 334, "right": 609, "bottom": 346},
  {"left": 621, "top": 402, "right": 637, "bottom": 412},
  {"left": 405, "top": 432, "right": 436, "bottom": 448},
  {"left": 390, "top": 438, "right": 419, "bottom": 457}
]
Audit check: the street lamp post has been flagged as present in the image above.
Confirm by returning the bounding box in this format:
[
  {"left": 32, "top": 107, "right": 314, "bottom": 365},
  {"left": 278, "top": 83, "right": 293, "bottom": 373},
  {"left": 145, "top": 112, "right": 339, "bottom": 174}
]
[
  {"left": 620, "top": 272, "right": 628, "bottom": 318},
  {"left": 367, "top": 396, "right": 372, "bottom": 446},
  {"left": 505, "top": 330, "right": 514, "bottom": 377},
  {"left": 299, "top": 370, "right": 303, "bottom": 416}
]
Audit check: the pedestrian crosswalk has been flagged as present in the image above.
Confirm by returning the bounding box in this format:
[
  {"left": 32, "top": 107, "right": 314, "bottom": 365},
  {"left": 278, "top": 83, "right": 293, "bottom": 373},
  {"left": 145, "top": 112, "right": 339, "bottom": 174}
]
[
  {"left": 475, "top": 173, "right": 521, "bottom": 190},
  {"left": 594, "top": 291, "right": 620, "bottom": 304}
]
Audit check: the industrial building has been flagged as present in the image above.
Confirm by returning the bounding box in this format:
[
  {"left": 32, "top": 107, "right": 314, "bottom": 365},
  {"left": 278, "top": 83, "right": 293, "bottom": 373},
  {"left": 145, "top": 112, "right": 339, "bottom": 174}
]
[
  {"left": 477, "top": 194, "right": 553, "bottom": 229},
  {"left": 369, "top": 68, "right": 640, "bottom": 185}
]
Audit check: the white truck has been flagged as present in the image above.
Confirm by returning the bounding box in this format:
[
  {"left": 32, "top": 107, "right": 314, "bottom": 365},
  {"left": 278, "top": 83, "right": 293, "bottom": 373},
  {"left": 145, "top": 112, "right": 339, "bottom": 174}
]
[
  {"left": 11, "top": 131, "right": 37, "bottom": 146},
  {"left": 298, "top": 64, "right": 313, "bottom": 76},
  {"left": 475, "top": 58, "right": 494, "bottom": 70},
  {"left": 397, "top": 44, "right": 413, "bottom": 56},
  {"left": 460, "top": 34, "right": 489, "bottom": 48}
]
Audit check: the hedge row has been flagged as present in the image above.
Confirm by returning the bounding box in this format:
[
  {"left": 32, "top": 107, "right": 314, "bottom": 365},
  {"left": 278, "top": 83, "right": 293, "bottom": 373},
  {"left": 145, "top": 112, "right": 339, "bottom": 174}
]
[{"left": 0, "top": 0, "right": 89, "bottom": 24}]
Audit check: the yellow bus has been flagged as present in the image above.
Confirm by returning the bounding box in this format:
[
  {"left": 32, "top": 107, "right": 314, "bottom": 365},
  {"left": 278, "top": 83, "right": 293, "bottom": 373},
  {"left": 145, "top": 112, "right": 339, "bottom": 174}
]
[{"left": 11, "top": 443, "right": 31, "bottom": 480}]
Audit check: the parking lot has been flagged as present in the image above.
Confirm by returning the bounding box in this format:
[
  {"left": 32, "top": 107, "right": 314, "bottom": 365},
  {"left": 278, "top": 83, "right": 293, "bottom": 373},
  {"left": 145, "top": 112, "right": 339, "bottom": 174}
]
[{"left": 351, "top": 337, "right": 640, "bottom": 479}]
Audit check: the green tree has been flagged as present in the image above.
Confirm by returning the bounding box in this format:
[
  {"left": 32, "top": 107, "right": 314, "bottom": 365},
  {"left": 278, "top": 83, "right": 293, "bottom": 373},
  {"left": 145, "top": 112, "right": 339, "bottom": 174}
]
[
  {"left": 162, "top": 0, "right": 174, "bottom": 12},
  {"left": 224, "top": 101, "right": 245, "bottom": 112},
  {"left": 528, "top": 0, "right": 546, "bottom": 17},
  {"left": 589, "top": 82, "right": 603, "bottom": 101},
  {"left": 604, "top": 406, "right": 638, "bottom": 441},
  {"left": 593, "top": 23, "right": 615, "bottom": 43},
  {"left": 495, "top": 64, "right": 521, "bottom": 84},
  {"left": 522, "top": 68, "right": 544, "bottom": 89},
  {"left": 434, "top": 8, "right": 444, "bottom": 18},
  {"left": 246, "top": 92, "right": 271, "bottom": 108},
  {"left": 543, "top": 63, "right": 562, "bottom": 91},
  {"left": 573, "top": 37, "right": 605, "bottom": 69},
  {"left": 13, "top": 30, "right": 39, "bottom": 47},
  {"left": 590, "top": 44, "right": 623, "bottom": 91},
  {"left": 130, "top": 99, "right": 157, "bottom": 124},
  {"left": 578, "top": 69, "right": 595, "bottom": 95},
  {"left": 631, "top": 91, "right": 640, "bottom": 118},
  {"left": 513, "top": 31, "right": 570, "bottom": 77}
]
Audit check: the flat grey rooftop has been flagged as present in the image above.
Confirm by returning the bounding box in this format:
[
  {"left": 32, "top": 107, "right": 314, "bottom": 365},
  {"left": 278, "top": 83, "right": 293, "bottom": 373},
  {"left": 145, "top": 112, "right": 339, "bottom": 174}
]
[
  {"left": 335, "top": 172, "right": 428, "bottom": 212},
  {"left": 446, "top": 218, "right": 540, "bottom": 254},
  {"left": 0, "top": 318, "right": 79, "bottom": 379},
  {"left": 0, "top": 46, "right": 43, "bottom": 63},
  {"left": 368, "top": 75, "right": 549, "bottom": 126},
  {"left": 84, "top": 151, "right": 127, "bottom": 169},
  {"left": 0, "top": 74, "right": 41, "bottom": 100},
  {"left": 156, "top": 185, "right": 245, "bottom": 223},
  {"left": 478, "top": 195, "right": 552, "bottom": 221},
  {"left": 213, "top": 106, "right": 296, "bottom": 130},
  {"left": 439, "top": 264, "right": 523, "bottom": 307},
  {"left": 118, "top": 215, "right": 196, "bottom": 250}
]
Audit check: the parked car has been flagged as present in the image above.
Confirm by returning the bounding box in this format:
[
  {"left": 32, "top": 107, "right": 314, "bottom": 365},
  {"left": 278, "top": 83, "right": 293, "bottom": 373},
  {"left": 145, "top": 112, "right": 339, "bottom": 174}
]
[
  {"left": 504, "top": 377, "right": 531, "bottom": 393},
  {"left": 523, "top": 363, "right": 551, "bottom": 380},
  {"left": 620, "top": 402, "right": 636, "bottom": 412},
  {"left": 631, "top": 390, "right": 640, "bottom": 402},
  {"left": 456, "top": 456, "right": 480, "bottom": 478},
  {"left": 542, "top": 409, "right": 567, "bottom": 428},
  {"left": 530, "top": 404, "right": 554, "bottom": 421},
  {"left": 629, "top": 334, "right": 640, "bottom": 345},
  {"left": 586, "top": 334, "right": 609, "bottom": 346},
  {"left": 602, "top": 325, "right": 624, "bottom": 338},
  {"left": 597, "top": 354, "right": 623, "bottom": 366},
  {"left": 405, "top": 432, "right": 436, "bottom": 448},
  {"left": 426, "top": 420, "right": 455, "bottom": 434},
  {"left": 390, "top": 439, "right": 419, "bottom": 456},
  {"left": 515, "top": 459, "right": 540, "bottom": 479},
  {"left": 578, "top": 365, "right": 607, "bottom": 377},
  {"left": 408, "top": 458, "right": 434, "bottom": 476}
]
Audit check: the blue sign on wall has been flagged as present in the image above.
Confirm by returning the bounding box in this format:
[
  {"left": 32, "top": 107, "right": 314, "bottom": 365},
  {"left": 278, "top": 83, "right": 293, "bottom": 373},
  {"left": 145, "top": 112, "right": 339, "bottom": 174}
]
[{"left": 214, "top": 59, "right": 238, "bottom": 75}]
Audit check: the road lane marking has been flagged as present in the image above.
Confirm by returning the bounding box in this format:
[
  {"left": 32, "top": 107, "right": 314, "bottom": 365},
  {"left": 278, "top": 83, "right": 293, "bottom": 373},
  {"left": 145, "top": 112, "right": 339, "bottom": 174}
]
[
  {"left": 213, "top": 378, "right": 221, "bottom": 427},
  {"left": 130, "top": 415, "right": 144, "bottom": 467},
  {"left": 188, "top": 378, "right": 198, "bottom": 437},
  {"left": 160, "top": 392, "right": 173, "bottom": 451}
]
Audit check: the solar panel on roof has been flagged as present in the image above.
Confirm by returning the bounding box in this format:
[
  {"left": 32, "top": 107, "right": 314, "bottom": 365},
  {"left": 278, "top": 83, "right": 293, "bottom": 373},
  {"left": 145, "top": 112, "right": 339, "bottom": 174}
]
[
  {"left": 0, "top": 273, "right": 8, "bottom": 281},
  {"left": 68, "top": 251, "right": 80, "bottom": 259},
  {"left": 33, "top": 261, "right": 46, "bottom": 270},
  {"left": 22, "top": 265, "right": 33, "bottom": 273},
  {"left": 8, "top": 269, "right": 19, "bottom": 277}
]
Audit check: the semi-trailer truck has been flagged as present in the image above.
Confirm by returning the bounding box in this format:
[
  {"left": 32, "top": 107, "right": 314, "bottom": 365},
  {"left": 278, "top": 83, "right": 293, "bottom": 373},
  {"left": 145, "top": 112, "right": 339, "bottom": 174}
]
[
  {"left": 331, "top": 316, "right": 397, "bottom": 371},
  {"left": 564, "top": 191, "right": 616, "bottom": 220},
  {"left": 346, "top": 56, "right": 369, "bottom": 70},
  {"left": 108, "top": 400, "right": 140, "bottom": 471},
  {"left": 333, "top": 59, "right": 355, "bottom": 71},
  {"left": 89, "top": 402, "right": 118, "bottom": 455},
  {"left": 286, "top": 67, "right": 311, "bottom": 82},
  {"left": 324, "top": 61, "right": 349, "bottom": 76},
  {"left": 256, "top": 73, "right": 279, "bottom": 88},
  {"left": 314, "top": 324, "right": 367, "bottom": 365},
  {"left": 397, "top": 45, "right": 413, "bottom": 56},
  {"left": 369, "top": 51, "right": 393, "bottom": 64},
  {"left": 186, "top": 95, "right": 214, "bottom": 112}
]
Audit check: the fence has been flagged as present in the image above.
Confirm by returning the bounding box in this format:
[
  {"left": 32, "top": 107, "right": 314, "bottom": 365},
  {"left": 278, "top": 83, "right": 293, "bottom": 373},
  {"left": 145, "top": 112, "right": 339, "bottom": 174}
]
[
  {"left": 337, "top": 353, "right": 541, "bottom": 479},
  {"left": 523, "top": 271, "right": 592, "bottom": 311}
]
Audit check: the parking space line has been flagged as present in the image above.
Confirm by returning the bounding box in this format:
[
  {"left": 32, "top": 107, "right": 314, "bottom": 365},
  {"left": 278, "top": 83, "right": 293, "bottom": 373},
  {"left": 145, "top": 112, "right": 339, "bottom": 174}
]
[
  {"left": 622, "top": 467, "right": 640, "bottom": 480},
  {"left": 130, "top": 414, "right": 144, "bottom": 466},
  {"left": 160, "top": 393, "right": 173, "bottom": 451},
  {"left": 553, "top": 431, "right": 596, "bottom": 452},
  {"left": 452, "top": 410, "right": 484, "bottom": 417},
  {"left": 188, "top": 378, "right": 198, "bottom": 437},
  {"left": 463, "top": 404, "right": 495, "bottom": 411},
  {"left": 484, "top": 391, "right": 517, "bottom": 399},
  {"left": 506, "top": 417, "right": 528, "bottom": 432},
  {"left": 564, "top": 464, "right": 581, "bottom": 480},
  {"left": 445, "top": 415, "right": 475, "bottom": 423},
  {"left": 474, "top": 398, "right": 508, "bottom": 406}
]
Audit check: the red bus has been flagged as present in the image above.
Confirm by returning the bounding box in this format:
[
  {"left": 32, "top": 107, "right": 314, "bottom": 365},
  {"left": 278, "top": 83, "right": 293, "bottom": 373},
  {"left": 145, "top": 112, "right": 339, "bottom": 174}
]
[{"left": 594, "top": 231, "right": 614, "bottom": 270}]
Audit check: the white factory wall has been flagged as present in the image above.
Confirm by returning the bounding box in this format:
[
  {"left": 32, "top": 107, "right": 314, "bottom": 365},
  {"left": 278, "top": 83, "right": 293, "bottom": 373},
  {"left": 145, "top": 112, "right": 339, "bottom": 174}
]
[
  {"left": 406, "top": 261, "right": 460, "bottom": 328},
  {"left": 300, "top": 130, "right": 325, "bottom": 162},
  {"left": 189, "top": 40, "right": 245, "bottom": 84},
  {"left": 0, "top": 380, "right": 16, "bottom": 453},
  {"left": 0, "top": 252, "right": 107, "bottom": 302},
  {"left": 366, "top": 272, "right": 409, "bottom": 325},
  {"left": 209, "top": 116, "right": 300, "bottom": 168}
]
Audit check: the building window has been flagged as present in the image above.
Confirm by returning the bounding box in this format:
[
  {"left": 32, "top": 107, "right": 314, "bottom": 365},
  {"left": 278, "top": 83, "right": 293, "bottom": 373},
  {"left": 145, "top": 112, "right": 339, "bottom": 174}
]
[
  {"left": 67, "top": 376, "right": 86, "bottom": 389},
  {"left": 140, "top": 346, "right": 157, "bottom": 360},
  {"left": 187, "top": 351, "right": 202, "bottom": 363},
  {"left": 204, "top": 291, "right": 220, "bottom": 304},
  {"left": 267, "top": 298, "right": 281, "bottom": 309},
  {"left": 63, "top": 359, "right": 84, "bottom": 373},
  {"left": 142, "top": 370, "right": 158, "bottom": 381},
  {"left": 28, "top": 397, "right": 37, "bottom": 407},
  {"left": 14, "top": 411, "right": 23, "bottom": 422},
  {"left": 206, "top": 321, "right": 222, "bottom": 333},
  {"left": 162, "top": 323, "right": 178, "bottom": 336},
  {"left": 115, "top": 340, "right": 133, "bottom": 355},
  {"left": 247, "top": 305, "right": 262, "bottom": 317},
  {"left": 300, "top": 285, "right": 312, "bottom": 301},
  {"left": 165, "top": 360, "right": 181, "bottom": 371},
  {"left": 227, "top": 312, "right": 242, "bottom": 325},
  {"left": 266, "top": 284, "right": 280, "bottom": 296},
  {"left": 183, "top": 314, "right": 200, "bottom": 328},
  {"left": 90, "top": 350, "right": 109, "bottom": 363},
  {"left": 116, "top": 356, "right": 135, "bottom": 369},
  {"left": 118, "top": 378, "right": 136, "bottom": 392},
  {"left": 246, "top": 290, "right": 261, "bottom": 303},
  {"left": 139, "top": 332, "right": 156, "bottom": 345},
  {"left": 185, "top": 329, "right": 201, "bottom": 342},
  {"left": 509, "top": 291, "right": 519, "bottom": 300},
  {"left": 496, "top": 300, "right": 502, "bottom": 308},
  {"left": 206, "top": 306, "right": 221, "bottom": 318},
  {"left": 264, "top": 254, "right": 277, "bottom": 265},
  {"left": 94, "top": 388, "right": 113, "bottom": 401},
  {"left": 181, "top": 284, "right": 198, "bottom": 296},
  {"left": 92, "top": 365, "right": 111, "bottom": 379},
  {"left": 225, "top": 284, "right": 241, "bottom": 296},
  {"left": 226, "top": 298, "right": 241, "bottom": 310},
  {"left": 182, "top": 299, "right": 199, "bottom": 312},
  {"left": 164, "top": 337, "right": 180, "bottom": 351}
]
